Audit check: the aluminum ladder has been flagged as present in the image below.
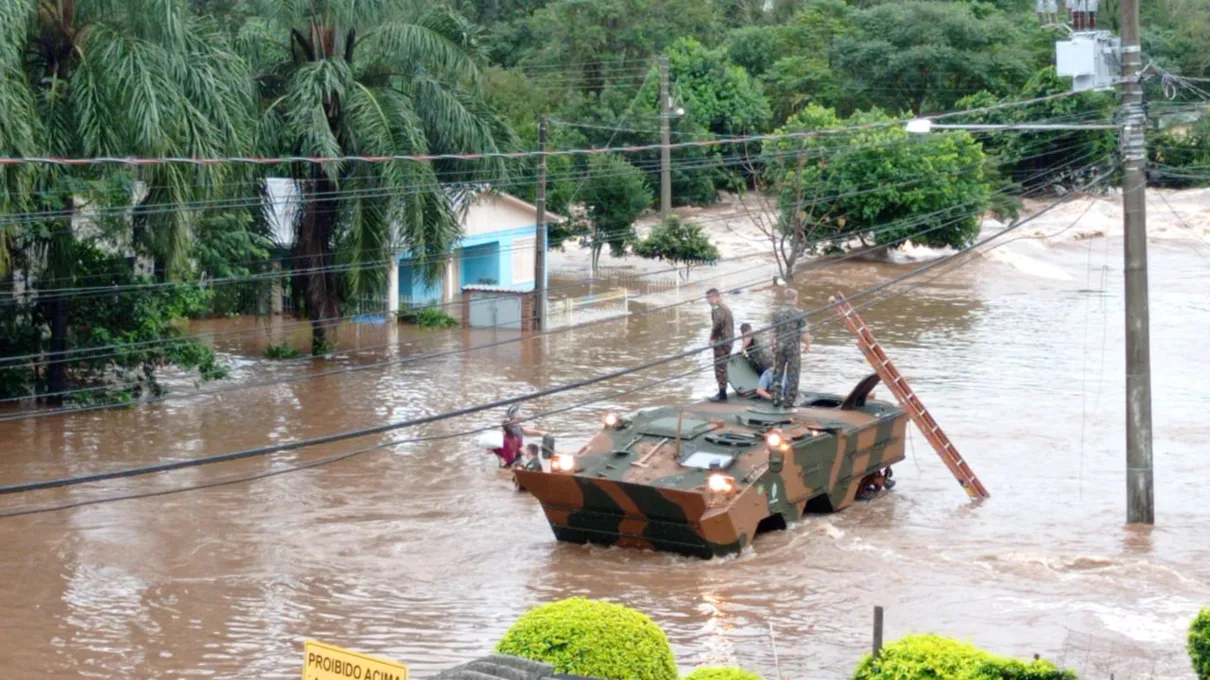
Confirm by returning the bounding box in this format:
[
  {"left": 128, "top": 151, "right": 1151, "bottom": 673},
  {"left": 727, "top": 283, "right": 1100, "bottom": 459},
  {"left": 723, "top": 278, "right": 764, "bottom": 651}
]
[{"left": 830, "top": 293, "right": 990, "bottom": 500}]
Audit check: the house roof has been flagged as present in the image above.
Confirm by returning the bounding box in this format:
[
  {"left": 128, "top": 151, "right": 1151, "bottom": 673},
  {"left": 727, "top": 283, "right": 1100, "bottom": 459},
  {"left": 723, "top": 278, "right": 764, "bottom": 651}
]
[
  {"left": 431, "top": 655, "right": 604, "bottom": 680},
  {"left": 262, "top": 180, "right": 565, "bottom": 249},
  {"left": 449, "top": 184, "right": 567, "bottom": 224}
]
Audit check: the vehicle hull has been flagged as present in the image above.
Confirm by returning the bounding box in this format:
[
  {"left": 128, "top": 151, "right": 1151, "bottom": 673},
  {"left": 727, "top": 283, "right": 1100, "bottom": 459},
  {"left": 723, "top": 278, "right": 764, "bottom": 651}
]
[{"left": 515, "top": 401, "right": 908, "bottom": 559}]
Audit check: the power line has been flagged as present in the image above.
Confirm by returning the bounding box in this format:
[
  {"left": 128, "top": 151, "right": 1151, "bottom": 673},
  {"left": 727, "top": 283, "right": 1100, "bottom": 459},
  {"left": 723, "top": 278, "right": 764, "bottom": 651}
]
[
  {"left": 0, "top": 140, "right": 1091, "bottom": 363},
  {"left": 0, "top": 187, "right": 1114, "bottom": 517},
  {"left": 0, "top": 206, "right": 982, "bottom": 417},
  {"left": 2, "top": 124, "right": 1107, "bottom": 298},
  {"left": 0, "top": 152, "right": 1114, "bottom": 410},
  {"left": 0, "top": 165, "right": 1116, "bottom": 497},
  {"left": 0, "top": 164, "right": 997, "bottom": 367},
  {"left": 0, "top": 91, "right": 1084, "bottom": 168}
]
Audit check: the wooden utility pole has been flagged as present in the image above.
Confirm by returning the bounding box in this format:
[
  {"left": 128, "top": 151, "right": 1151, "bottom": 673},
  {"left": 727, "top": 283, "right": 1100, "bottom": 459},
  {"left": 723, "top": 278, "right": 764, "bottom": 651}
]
[
  {"left": 659, "top": 55, "right": 671, "bottom": 220},
  {"left": 872, "top": 606, "right": 884, "bottom": 659},
  {"left": 1118, "top": 0, "right": 1154, "bottom": 524},
  {"left": 534, "top": 117, "right": 548, "bottom": 330}
]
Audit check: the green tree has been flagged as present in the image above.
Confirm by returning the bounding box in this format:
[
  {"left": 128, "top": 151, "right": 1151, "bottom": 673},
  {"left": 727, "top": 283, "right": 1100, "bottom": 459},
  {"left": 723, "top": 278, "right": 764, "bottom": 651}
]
[
  {"left": 238, "top": 0, "right": 511, "bottom": 354},
  {"left": 191, "top": 209, "right": 277, "bottom": 317},
  {"left": 579, "top": 154, "right": 652, "bottom": 276},
  {"left": 853, "top": 634, "right": 1074, "bottom": 680},
  {"left": 0, "top": 243, "right": 228, "bottom": 403},
  {"left": 496, "top": 598, "right": 678, "bottom": 680},
  {"left": 666, "top": 37, "right": 771, "bottom": 135},
  {"left": 632, "top": 214, "right": 719, "bottom": 279},
  {"left": 753, "top": 105, "right": 993, "bottom": 281},
  {"left": 759, "top": 0, "right": 852, "bottom": 121},
  {"left": 833, "top": 1, "right": 1033, "bottom": 116},
  {"left": 512, "top": 0, "right": 721, "bottom": 91},
  {"left": 954, "top": 68, "right": 1117, "bottom": 193},
  {"left": 1191, "top": 608, "right": 1210, "bottom": 680},
  {"left": 1, "top": 0, "right": 253, "bottom": 403}
]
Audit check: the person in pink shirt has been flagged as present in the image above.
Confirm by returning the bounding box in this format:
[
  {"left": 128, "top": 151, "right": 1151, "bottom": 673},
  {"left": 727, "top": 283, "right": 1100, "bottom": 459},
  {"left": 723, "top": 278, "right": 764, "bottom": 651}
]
[{"left": 491, "top": 405, "right": 548, "bottom": 468}]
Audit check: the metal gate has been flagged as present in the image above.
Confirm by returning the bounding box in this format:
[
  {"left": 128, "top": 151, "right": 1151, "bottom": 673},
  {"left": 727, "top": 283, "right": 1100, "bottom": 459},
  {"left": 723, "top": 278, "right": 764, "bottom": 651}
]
[{"left": 468, "top": 293, "right": 522, "bottom": 329}]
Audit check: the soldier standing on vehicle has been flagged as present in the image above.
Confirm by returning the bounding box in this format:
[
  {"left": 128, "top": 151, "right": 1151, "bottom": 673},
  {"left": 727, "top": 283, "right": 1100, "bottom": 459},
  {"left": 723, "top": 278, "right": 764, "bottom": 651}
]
[
  {"left": 706, "top": 288, "right": 734, "bottom": 402},
  {"left": 769, "top": 287, "right": 808, "bottom": 409}
]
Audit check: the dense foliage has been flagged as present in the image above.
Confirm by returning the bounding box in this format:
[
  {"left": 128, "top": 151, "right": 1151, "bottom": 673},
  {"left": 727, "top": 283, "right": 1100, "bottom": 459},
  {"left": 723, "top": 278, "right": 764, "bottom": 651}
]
[
  {"left": 752, "top": 105, "right": 995, "bottom": 280},
  {"left": 682, "top": 667, "right": 763, "bottom": 680},
  {"left": 0, "top": 244, "right": 227, "bottom": 402},
  {"left": 852, "top": 634, "right": 1075, "bottom": 680},
  {"left": 1191, "top": 608, "right": 1210, "bottom": 680},
  {"left": 632, "top": 214, "right": 720, "bottom": 278},
  {"left": 3, "top": 0, "right": 1210, "bottom": 402},
  {"left": 495, "top": 597, "right": 678, "bottom": 680}
]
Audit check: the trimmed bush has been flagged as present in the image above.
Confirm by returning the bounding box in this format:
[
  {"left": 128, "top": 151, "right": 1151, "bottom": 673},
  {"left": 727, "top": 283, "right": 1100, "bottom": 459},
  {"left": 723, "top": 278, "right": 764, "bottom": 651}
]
[
  {"left": 683, "top": 667, "right": 762, "bottom": 680},
  {"left": 1191, "top": 608, "right": 1210, "bottom": 680},
  {"left": 496, "top": 597, "right": 678, "bottom": 680},
  {"left": 852, "top": 634, "right": 1075, "bottom": 680}
]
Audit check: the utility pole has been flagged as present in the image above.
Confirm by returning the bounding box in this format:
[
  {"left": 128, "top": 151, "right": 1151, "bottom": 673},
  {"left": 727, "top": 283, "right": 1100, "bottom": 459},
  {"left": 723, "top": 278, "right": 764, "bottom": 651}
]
[
  {"left": 659, "top": 55, "right": 671, "bottom": 221},
  {"left": 1118, "top": 0, "right": 1154, "bottom": 524},
  {"left": 534, "top": 117, "right": 548, "bottom": 330}
]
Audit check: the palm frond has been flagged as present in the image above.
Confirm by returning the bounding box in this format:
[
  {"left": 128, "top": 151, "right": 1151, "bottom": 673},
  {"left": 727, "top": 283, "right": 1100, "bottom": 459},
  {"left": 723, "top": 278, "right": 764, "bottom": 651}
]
[{"left": 364, "top": 21, "right": 480, "bottom": 84}]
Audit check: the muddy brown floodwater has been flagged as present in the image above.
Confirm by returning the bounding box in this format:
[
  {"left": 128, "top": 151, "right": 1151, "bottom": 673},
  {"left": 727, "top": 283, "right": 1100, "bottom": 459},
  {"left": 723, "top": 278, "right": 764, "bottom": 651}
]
[{"left": 1, "top": 228, "right": 1208, "bottom": 680}]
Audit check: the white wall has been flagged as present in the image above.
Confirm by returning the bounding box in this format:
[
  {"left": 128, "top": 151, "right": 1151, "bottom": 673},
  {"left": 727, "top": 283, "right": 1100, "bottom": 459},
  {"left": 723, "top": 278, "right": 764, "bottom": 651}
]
[{"left": 462, "top": 194, "right": 538, "bottom": 238}]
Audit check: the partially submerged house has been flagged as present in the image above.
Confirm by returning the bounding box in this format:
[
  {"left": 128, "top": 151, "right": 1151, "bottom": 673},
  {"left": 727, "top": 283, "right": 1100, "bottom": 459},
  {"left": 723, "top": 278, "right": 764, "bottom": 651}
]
[
  {"left": 263, "top": 180, "right": 564, "bottom": 315},
  {"left": 396, "top": 189, "right": 565, "bottom": 308}
]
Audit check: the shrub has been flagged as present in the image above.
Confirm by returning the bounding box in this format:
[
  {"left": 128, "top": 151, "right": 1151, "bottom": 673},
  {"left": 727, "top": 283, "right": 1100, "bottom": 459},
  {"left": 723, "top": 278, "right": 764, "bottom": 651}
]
[
  {"left": 399, "top": 307, "right": 460, "bottom": 329},
  {"left": 683, "top": 667, "right": 762, "bottom": 680},
  {"left": 264, "top": 343, "right": 302, "bottom": 360},
  {"left": 496, "top": 597, "right": 677, "bottom": 680},
  {"left": 852, "top": 634, "right": 1074, "bottom": 680},
  {"left": 416, "top": 308, "right": 459, "bottom": 329},
  {"left": 1191, "top": 608, "right": 1210, "bottom": 680}
]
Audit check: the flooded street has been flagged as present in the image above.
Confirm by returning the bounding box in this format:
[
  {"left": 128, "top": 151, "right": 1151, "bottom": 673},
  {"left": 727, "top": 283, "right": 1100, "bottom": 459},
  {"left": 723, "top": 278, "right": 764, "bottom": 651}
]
[{"left": 1, "top": 205, "right": 1209, "bottom": 679}]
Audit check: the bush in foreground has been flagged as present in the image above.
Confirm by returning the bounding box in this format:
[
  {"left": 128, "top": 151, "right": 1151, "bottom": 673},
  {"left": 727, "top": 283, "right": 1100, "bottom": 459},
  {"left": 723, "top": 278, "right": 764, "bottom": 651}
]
[
  {"left": 683, "top": 666, "right": 762, "bottom": 680},
  {"left": 852, "top": 634, "right": 1075, "bottom": 680},
  {"left": 1191, "top": 608, "right": 1210, "bottom": 680},
  {"left": 496, "top": 598, "right": 677, "bottom": 680}
]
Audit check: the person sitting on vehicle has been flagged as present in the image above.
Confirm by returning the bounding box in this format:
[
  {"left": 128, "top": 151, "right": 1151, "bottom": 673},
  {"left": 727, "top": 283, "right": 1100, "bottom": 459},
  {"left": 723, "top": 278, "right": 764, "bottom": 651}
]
[
  {"left": 492, "top": 405, "right": 547, "bottom": 468},
  {"left": 754, "top": 367, "right": 787, "bottom": 401},
  {"left": 739, "top": 322, "right": 773, "bottom": 375},
  {"left": 522, "top": 443, "right": 543, "bottom": 471}
]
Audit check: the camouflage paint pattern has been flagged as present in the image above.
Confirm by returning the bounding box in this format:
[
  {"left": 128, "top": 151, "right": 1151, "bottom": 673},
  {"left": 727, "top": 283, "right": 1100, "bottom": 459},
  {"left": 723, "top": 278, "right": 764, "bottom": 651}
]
[{"left": 514, "top": 372, "right": 906, "bottom": 559}]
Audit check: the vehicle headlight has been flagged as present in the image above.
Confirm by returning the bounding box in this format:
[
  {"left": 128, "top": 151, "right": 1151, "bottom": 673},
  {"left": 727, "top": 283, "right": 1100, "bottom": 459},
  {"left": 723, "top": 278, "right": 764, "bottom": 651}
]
[
  {"left": 552, "top": 453, "right": 576, "bottom": 472},
  {"left": 764, "top": 430, "right": 783, "bottom": 449},
  {"left": 603, "top": 411, "right": 620, "bottom": 428},
  {"left": 707, "top": 473, "right": 736, "bottom": 494}
]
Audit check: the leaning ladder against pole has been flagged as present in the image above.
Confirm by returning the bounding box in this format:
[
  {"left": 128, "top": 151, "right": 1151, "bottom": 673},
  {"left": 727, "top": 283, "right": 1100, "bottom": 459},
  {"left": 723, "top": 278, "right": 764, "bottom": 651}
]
[{"left": 829, "top": 293, "right": 990, "bottom": 499}]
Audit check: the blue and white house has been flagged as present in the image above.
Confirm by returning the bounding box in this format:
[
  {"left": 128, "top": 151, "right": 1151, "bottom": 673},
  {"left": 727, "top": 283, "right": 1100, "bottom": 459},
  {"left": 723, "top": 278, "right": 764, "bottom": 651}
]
[
  {"left": 262, "top": 180, "right": 563, "bottom": 314},
  {"left": 394, "top": 189, "right": 563, "bottom": 308}
]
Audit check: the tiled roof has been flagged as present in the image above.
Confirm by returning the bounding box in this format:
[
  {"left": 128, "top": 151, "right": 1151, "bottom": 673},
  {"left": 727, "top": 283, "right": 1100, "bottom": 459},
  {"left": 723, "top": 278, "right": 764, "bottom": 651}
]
[{"left": 431, "top": 654, "right": 603, "bottom": 680}]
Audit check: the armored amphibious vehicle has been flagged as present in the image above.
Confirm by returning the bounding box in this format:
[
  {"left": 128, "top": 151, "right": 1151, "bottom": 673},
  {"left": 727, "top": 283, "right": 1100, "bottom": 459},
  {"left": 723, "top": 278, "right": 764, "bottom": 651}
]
[{"left": 513, "top": 356, "right": 908, "bottom": 558}]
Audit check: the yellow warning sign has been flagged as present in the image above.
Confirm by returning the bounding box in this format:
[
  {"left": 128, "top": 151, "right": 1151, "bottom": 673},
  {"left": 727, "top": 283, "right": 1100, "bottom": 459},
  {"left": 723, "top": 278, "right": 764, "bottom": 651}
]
[{"left": 301, "top": 639, "right": 409, "bottom": 680}]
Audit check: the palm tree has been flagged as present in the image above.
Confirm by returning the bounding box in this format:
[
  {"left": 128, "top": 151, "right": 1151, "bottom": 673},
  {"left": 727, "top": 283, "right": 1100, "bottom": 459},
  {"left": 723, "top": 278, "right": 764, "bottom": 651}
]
[
  {"left": 0, "top": 0, "right": 254, "bottom": 403},
  {"left": 238, "top": 0, "right": 512, "bottom": 353}
]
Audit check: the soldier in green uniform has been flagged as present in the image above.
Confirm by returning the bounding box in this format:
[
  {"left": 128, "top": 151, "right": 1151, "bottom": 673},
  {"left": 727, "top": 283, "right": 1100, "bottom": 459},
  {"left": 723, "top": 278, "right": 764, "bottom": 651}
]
[
  {"left": 706, "top": 287, "right": 734, "bottom": 402},
  {"left": 739, "top": 323, "right": 773, "bottom": 374},
  {"left": 769, "top": 287, "right": 809, "bottom": 409}
]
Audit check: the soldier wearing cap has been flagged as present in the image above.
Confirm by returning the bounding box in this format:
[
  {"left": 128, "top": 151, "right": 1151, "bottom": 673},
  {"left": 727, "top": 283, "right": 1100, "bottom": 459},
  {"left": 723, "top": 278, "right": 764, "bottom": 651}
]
[
  {"left": 769, "top": 287, "right": 810, "bottom": 409},
  {"left": 706, "top": 287, "right": 734, "bottom": 402}
]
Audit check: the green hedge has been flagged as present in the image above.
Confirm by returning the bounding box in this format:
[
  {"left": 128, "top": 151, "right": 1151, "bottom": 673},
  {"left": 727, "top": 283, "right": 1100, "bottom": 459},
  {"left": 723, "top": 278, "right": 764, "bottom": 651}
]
[
  {"left": 496, "top": 598, "right": 678, "bottom": 680},
  {"left": 852, "top": 634, "right": 1075, "bottom": 680},
  {"left": 1191, "top": 608, "right": 1210, "bottom": 680},
  {"left": 682, "top": 667, "right": 762, "bottom": 680}
]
